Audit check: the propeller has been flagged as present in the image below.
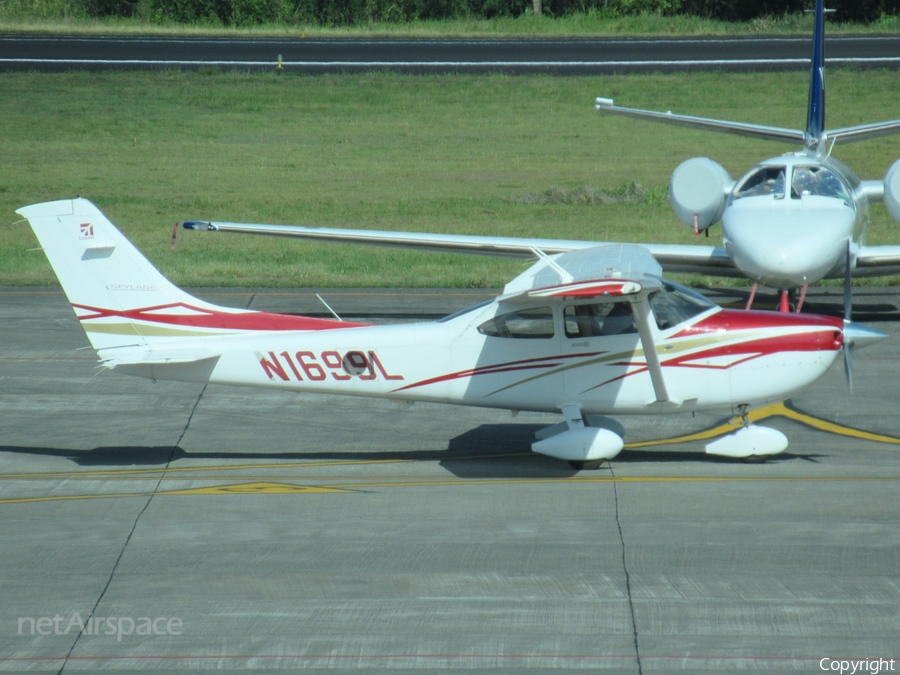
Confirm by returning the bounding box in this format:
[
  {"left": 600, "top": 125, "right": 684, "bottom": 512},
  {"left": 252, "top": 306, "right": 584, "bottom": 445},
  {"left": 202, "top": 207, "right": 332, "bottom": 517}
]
[
  {"left": 843, "top": 239, "right": 853, "bottom": 388},
  {"left": 842, "top": 322, "right": 888, "bottom": 391},
  {"left": 840, "top": 241, "right": 888, "bottom": 389}
]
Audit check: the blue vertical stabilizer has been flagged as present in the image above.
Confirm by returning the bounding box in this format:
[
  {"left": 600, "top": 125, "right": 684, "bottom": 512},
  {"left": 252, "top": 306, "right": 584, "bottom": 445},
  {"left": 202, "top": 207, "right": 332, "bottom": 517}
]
[{"left": 806, "top": 0, "right": 826, "bottom": 146}]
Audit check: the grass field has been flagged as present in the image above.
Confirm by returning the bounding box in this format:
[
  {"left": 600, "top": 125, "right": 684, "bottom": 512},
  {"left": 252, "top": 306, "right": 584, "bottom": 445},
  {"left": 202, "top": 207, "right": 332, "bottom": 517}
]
[{"left": 3, "top": 70, "right": 900, "bottom": 288}]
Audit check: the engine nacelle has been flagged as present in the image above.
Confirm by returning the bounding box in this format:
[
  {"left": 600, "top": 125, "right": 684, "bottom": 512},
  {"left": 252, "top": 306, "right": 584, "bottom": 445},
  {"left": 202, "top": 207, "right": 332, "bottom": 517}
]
[
  {"left": 884, "top": 159, "right": 900, "bottom": 221},
  {"left": 669, "top": 157, "right": 733, "bottom": 231}
]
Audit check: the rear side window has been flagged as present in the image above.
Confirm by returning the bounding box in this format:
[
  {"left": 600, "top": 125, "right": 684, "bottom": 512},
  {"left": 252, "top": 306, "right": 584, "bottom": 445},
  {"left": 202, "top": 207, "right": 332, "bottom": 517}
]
[{"left": 478, "top": 307, "right": 554, "bottom": 339}]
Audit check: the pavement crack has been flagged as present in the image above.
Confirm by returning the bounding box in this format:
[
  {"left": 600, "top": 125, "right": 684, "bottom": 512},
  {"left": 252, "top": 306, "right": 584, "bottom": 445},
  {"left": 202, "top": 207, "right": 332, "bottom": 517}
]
[
  {"left": 610, "top": 465, "right": 642, "bottom": 675},
  {"left": 55, "top": 385, "right": 207, "bottom": 675}
]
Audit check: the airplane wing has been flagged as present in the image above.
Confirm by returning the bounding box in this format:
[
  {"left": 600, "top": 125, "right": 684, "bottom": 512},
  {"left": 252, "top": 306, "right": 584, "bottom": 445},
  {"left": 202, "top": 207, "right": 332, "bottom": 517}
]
[
  {"left": 595, "top": 98, "right": 805, "bottom": 145},
  {"left": 853, "top": 245, "right": 900, "bottom": 277},
  {"left": 182, "top": 220, "right": 739, "bottom": 277}
]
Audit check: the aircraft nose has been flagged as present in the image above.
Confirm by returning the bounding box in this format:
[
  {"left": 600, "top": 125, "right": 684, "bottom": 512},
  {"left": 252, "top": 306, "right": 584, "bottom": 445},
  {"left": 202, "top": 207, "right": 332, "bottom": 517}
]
[
  {"left": 843, "top": 321, "right": 888, "bottom": 351},
  {"left": 723, "top": 205, "right": 854, "bottom": 288}
]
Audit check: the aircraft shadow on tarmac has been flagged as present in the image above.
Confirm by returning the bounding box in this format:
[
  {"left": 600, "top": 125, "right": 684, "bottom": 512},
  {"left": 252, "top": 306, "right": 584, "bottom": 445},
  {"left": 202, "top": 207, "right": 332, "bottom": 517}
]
[{"left": 0, "top": 422, "right": 824, "bottom": 475}]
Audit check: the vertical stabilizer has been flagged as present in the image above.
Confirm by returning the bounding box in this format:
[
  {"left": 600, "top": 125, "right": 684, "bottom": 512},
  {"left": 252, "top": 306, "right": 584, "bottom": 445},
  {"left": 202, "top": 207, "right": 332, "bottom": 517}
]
[
  {"left": 806, "top": 0, "right": 826, "bottom": 148},
  {"left": 17, "top": 199, "right": 354, "bottom": 352},
  {"left": 17, "top": 199, "right": 222, "bottom": 350}
]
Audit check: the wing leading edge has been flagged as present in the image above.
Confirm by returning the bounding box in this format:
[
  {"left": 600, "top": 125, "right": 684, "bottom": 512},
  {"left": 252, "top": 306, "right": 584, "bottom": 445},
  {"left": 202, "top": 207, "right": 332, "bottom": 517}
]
[{"left": 181, "top": 220, "right": 738, "bottom": 277}]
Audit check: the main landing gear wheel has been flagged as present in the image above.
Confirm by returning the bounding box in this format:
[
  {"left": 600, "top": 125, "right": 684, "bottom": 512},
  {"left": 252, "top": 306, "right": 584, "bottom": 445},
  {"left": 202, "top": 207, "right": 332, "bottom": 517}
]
[
  {"left": 740, "top": 455, "right": 769, "bottom": 464},
  {"left": 568, "top": 459, "right": 605, "bottom": 471}
]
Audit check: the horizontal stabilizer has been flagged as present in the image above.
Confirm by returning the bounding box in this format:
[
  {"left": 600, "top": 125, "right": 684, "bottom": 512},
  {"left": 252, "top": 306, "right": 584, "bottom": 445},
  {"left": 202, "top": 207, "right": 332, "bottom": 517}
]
[
  {"left": 596, "top": 98, "right": 805, "bottom": 145},
  {"left": 103, "top": 349, "right": 222, "bottom": 383},
  {"left": 827, "top": 120, "right": 900, "bottom": 145}
]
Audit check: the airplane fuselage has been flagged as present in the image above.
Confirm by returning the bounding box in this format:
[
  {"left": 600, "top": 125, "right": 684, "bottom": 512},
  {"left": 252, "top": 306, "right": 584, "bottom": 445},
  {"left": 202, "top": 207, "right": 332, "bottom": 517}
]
[
  {"left": 107, "top": 293, "right": 845, "bottom": 418},
  {"left": 722, "top": 151, "right": 866, "bottom": 289}
]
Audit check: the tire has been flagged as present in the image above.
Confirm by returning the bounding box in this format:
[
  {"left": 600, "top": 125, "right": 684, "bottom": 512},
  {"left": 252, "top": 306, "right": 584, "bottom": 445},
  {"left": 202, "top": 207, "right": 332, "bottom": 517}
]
[
  {"left": 740, "top": 454, "right": 768, "bottom": 464},
  {"left": 568, "top": 459, "right": 604, "bottom": 471}
]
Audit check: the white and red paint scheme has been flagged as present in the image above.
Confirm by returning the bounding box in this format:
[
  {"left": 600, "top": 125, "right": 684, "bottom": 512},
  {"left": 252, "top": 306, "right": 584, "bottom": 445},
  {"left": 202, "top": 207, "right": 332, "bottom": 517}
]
[{"left": 18, "top": 199, "right": 884, "bottom": 468}]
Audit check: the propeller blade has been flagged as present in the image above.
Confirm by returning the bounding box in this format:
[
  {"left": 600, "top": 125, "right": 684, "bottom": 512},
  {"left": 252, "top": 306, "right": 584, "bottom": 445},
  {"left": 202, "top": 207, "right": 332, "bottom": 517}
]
[
  {"left": 843, "top": 341, "right": 853, "bottom": 391},
  {"left": 843, "top": 240, "right": 852, "bottom": 322}
]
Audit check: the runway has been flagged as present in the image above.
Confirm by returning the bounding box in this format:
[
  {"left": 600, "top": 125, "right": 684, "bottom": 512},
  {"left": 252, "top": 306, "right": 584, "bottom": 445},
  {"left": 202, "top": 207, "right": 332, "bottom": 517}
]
[
  {"left": 1, "top": 287, "right": 899, "bottom": 672},
  {"left": 3, "top": 33, "right": 900, "bottom": 73}
]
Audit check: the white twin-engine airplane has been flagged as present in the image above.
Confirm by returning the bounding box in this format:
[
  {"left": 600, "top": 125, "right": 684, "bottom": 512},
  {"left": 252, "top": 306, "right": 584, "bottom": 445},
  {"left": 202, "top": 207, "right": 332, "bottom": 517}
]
[
  {"left": 18, "top": 198, "right": 886, "bottom": 468},
  {"left": 597, "top": 0, "right": 900, "bottom": 314}
]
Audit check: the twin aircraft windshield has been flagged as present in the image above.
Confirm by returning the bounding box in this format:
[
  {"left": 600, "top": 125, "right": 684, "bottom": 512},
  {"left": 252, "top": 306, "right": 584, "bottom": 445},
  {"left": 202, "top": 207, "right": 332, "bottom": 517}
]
[{"left": 734, "top": 164, "right": 851, "bottom": 205}]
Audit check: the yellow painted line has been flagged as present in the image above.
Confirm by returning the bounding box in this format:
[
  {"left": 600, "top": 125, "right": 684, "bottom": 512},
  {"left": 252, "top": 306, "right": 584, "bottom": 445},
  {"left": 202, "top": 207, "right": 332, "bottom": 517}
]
[
  {"left": 328, "top": 475, "right": 900, "bottom": 489},
  {"left": 159, "top": 481, "right": 353, "bottom": 495},
  {"left": 3, "top": 475, "right": 899, "bottom": 505},
  {"left": 0, "top": 481, "right": 355, "bottom": 504},
  {"left": 0, "top": 458, "right": 416, "bottom": 479},
  {"left": 0, "top": 474, "right": 506, "bottom": 482},
  {"left": 0, "top": 492, "right": 145, "bottom": 505},
  {"left": 772, "top": 401, "right": 900, "bottom": 445},
  {"left": 626, "top": 401, "right": 900, "bottom": 448},
  {"left": 0, "top": 453, "right": 529, "bottom": 480}
]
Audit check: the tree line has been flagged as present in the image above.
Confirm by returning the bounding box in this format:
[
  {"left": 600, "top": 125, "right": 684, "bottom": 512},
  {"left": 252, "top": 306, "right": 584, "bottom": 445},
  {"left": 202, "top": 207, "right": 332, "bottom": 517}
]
[{"left": 82, "top": 0, "right": 900, "bottom": 27}]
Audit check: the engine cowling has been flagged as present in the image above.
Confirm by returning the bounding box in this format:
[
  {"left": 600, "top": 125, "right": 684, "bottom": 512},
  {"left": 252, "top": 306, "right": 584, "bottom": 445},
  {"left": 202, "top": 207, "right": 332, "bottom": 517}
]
[
  {"left": 884, "top": 159, "right": 900, "bottom": 221},
  {"left": 669, "top": 157, "right": 733, "bottom": 231}
]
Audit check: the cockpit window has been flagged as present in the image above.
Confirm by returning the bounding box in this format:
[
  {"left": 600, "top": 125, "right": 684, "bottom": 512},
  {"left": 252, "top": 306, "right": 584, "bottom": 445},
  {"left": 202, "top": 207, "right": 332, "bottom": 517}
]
[
  {"left": 564, "top": 302, "right": 637, "bottom": 338},
  {"left": 478, "top": 307, "right": 554, "bottom": 339},
  {"left": 648, "top": 279, "right": 715, "bottom": 330},
  {"left": 790, "top": 165, "right": 851, "bottom": 204},
  {"left": 734, "top": 166, "right": 786, "bottom": 200}
]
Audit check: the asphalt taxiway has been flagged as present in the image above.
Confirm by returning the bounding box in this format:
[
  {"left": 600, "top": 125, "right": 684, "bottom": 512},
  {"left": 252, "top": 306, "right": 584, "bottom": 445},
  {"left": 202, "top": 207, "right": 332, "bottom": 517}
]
[{"left": 1, "top": 287, "right": 899, "bottom": 673}]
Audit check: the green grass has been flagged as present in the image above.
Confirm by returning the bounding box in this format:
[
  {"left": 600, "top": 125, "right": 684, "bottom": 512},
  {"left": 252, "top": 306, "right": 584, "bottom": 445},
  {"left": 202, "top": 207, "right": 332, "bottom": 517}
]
[{"left": 2, "top": 70, "right": 900, "bottom": 288}]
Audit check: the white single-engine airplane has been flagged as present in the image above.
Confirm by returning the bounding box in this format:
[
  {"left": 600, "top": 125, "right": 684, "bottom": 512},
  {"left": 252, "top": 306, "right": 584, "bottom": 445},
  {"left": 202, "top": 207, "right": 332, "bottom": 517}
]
[
  {"left": 180, "top": 0, "right": 900, "bottom": 318},
  {"left": 18, "top": 198, "right": 885, "bottom": 468},
  {"left": 596, "top": 0, "right": 900, "bottom": 313}
]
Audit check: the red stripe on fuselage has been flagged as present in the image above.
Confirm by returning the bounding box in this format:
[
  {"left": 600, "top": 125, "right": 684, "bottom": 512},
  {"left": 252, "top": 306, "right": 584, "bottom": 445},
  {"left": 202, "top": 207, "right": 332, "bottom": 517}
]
[
  {"left": 73, "top": 302, "right": 368, "bottom": 331},
  {"left": 672, "top": 309, "right": 842, "bottom": 338}
]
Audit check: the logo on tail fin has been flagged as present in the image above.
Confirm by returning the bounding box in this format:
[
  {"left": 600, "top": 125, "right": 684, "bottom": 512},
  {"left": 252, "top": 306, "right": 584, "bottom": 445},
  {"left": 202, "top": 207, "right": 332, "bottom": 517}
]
[{"left": 79, "top": 222, "right": 94, "bottom": 240}]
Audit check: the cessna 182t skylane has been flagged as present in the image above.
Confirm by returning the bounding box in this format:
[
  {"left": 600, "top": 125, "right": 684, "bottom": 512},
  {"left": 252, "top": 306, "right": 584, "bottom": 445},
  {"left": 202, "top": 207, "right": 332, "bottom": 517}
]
[{"left": 18, "top": 199, "right": 885, "bottom": 468}]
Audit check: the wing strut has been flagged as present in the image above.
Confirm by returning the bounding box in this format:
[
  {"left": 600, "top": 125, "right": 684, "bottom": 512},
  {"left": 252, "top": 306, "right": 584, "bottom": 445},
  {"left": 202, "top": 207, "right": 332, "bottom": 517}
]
[
  {"left": 529, "top": 247, "right": 574, "bottom": 284},
  {"left": 631, "top": 296, "right": 680, "bottom": 408}
]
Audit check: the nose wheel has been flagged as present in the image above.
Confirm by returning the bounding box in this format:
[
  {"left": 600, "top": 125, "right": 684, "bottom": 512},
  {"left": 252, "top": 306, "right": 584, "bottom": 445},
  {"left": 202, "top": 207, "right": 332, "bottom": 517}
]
[{"left": 567, "top": 459, "right": 605, "bottom": 471}]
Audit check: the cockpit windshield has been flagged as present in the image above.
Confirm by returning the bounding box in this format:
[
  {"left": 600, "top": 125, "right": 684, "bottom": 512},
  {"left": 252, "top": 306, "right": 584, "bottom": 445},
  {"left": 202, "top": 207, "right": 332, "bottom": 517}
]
[
  {"left": 733, "top": 166, "right": 786, "bottom": 200},
  {"left": 648, "top": 279, "right": 715, "bottom": 330},
  {"left": 790, "top": 165, "right": 851, "bottom": 204}
]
